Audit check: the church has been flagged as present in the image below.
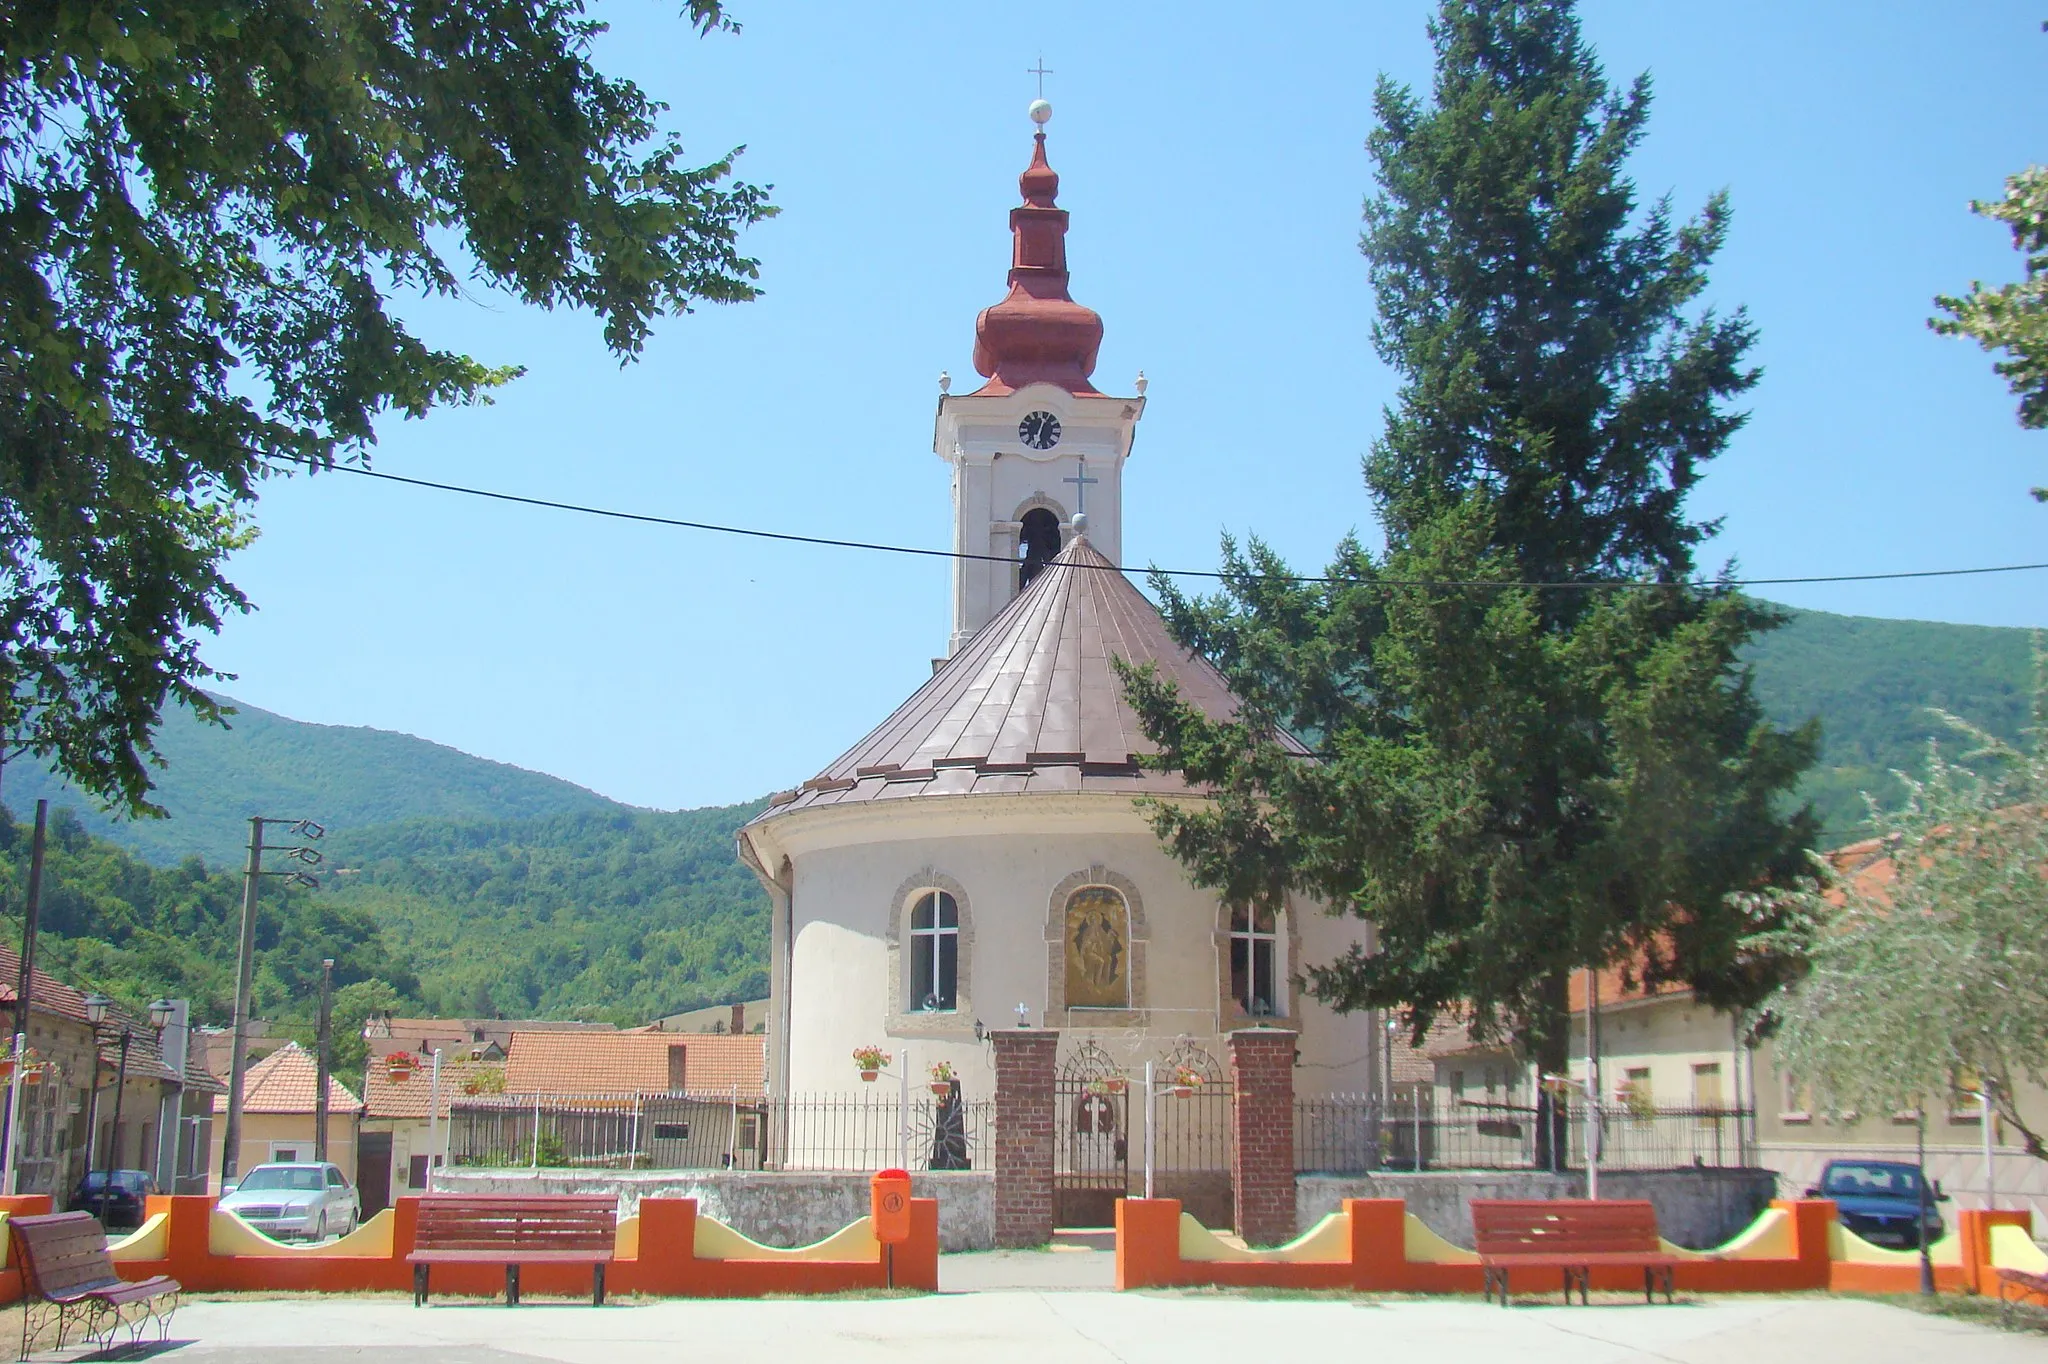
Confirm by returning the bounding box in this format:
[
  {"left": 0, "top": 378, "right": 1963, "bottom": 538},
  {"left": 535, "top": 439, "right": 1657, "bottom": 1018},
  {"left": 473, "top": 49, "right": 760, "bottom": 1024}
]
[{"left": 737, "top": 103, "right": 1380, "bottom": 1105}]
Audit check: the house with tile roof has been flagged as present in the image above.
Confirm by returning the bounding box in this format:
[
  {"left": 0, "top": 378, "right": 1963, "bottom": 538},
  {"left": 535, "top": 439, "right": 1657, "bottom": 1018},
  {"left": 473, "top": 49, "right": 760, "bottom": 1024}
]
[
  {"left": 207, "top": 1041, "right": 362, "bottom": 1192},
  {"left": 1413, "top": 836, "right": 2048, "bottom": 1226},
  {"left": 735, "top": 112, "right": 1385, "bottom": 1145},
  {"left": 0, "top": 944, "right": 220, "bottom": 1200},
  {"left": 363, "top": 1015, "right": 618, "bottom": 1063},
  {"left": 357, "top": 1051, "right": 500, "bottom": 1213}
]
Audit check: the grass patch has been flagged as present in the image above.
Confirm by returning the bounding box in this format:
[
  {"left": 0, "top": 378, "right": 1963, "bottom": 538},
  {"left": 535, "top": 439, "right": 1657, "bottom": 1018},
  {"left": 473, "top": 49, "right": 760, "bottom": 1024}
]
[{"left": 1853, "top": 1291, "right": 2048, "bottom": 1336}]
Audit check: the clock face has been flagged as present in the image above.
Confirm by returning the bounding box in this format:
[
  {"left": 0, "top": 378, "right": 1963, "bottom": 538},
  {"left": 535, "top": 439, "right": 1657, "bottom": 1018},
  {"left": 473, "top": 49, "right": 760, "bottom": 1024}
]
[{"left": 1018, "top": 410, "right": 1062, "bottom": 451}]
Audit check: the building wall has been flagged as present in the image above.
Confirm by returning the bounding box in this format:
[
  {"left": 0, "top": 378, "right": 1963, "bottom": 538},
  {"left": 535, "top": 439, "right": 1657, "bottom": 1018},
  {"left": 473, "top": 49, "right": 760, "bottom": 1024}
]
[
  {"left": 768, "top": 796, "right": 1378, "bottom": 1098},
  {"left": 208, "top": 1112, "right": 359, "bottom": 1191},
  {"left": 1562, "top": 995, "right": 1749, "bottom": 1111}
]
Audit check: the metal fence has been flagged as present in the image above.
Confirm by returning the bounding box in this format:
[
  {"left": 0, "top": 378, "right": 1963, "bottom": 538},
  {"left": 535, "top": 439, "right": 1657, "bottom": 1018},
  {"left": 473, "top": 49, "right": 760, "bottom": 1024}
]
[
  {"left": 448, "top": 1090, "right": 995, "bottom": 1173},
  {"left": 1294, "top": 1096, "right": 1755, "bottom": 1174}
]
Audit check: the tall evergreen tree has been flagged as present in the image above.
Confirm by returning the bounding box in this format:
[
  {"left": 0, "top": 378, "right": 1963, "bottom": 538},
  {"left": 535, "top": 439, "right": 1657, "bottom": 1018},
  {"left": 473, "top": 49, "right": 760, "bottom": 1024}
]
[{"left": 1122, "top": 0, "right": 1817, "bottom": 1163}]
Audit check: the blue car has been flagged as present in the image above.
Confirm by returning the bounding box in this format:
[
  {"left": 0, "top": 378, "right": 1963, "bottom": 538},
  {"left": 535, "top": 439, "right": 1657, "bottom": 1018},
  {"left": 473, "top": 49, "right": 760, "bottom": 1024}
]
[{"left": 1806, "top": 1159, "right": 1947, "bottom": 1249}]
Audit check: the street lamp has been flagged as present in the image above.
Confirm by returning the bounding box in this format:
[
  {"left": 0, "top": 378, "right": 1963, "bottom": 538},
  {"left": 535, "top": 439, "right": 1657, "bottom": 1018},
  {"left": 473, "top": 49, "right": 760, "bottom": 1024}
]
[{"left": 79, "top": 994, "right": 167, "bottom": 1225}]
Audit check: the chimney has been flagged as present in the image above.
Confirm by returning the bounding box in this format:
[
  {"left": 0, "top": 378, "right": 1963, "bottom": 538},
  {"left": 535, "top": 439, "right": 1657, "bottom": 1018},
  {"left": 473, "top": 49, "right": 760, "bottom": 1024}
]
[
  {"left": 730, "top": 1003, "right": 745, "bottom": 1035},
  {"left": 667, "top": 1043, "right": 687, "bottom": 1093}
]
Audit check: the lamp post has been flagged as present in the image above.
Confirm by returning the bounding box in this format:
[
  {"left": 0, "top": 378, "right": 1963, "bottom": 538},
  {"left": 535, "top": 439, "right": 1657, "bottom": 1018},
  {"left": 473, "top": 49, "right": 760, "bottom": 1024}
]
[{"left": 81, "top": 995, "right": 173, "bottom": 1223}]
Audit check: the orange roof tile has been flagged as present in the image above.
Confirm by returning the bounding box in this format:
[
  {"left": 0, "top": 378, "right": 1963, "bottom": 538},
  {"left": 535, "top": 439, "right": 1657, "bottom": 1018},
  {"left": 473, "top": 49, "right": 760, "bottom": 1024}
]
[
  {"left": 211, "top": 1041, "right": 362, "bottom": 1115},
  {"left": 361, "top": 1054, "right": 501, "bottom": 1120},
  {"left": 503, "top": 1032, "right": 764, "bottom": 1099}
]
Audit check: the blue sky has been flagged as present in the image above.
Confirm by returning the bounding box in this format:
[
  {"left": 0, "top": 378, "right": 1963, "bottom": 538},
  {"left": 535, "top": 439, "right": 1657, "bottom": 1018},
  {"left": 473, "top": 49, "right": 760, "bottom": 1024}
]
[{"left": 208, "top": 1, "right": 2047, "bottom": 812}]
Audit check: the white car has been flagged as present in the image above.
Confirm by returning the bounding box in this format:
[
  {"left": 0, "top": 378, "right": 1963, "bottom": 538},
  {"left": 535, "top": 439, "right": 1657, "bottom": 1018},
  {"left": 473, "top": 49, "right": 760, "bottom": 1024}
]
[{"left": 220, "top": 1162, "right": 360, "bottom": 1241}]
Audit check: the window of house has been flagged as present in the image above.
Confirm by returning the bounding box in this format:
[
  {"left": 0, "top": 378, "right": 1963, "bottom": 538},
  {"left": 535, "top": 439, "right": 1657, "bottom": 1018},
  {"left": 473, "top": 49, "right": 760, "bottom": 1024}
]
[
  {"left": 1449, "top": 1070, "right": 1465, "bottom": 1099},
  {"left": 1691, "top": 1062, "right": 1724, "bottom": 1109},
  {"left": 1228, "top": 903, "right": 1281, "bottom": 1016},
  {"left": 1623, "top": 1067, "right": 1653, "bottom": 1110},
  {"left": 909, "top": 890, "right": 959, "bottom": 1011}
]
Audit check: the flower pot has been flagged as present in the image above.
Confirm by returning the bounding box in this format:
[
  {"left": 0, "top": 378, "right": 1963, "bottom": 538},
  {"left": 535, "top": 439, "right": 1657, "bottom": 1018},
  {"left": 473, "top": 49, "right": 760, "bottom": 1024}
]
[
  {"left": 860, "top": 1070, "right": 879, "bottom": 1083},
  {"left": 930, "top": 1082, "right": 952, "bottom": 1096},
  {"left": 1104, "top": 1077, "right": 1127, "bottom": 1094},
  {"left": 387, "top": 1065, "right": 414, "bottom": 1083},
  {"left": 1169, "top": 1085, "right": 1194, "bottom": 1099},
  {"left": 20, "top": 1068, "right": 42, "bottom": 1087}
]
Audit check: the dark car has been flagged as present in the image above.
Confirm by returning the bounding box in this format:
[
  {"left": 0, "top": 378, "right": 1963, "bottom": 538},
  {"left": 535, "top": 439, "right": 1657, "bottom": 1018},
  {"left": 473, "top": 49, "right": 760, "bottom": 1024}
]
[
  {"left": 1806, "top": 1158, "right": 1947, "bottom": 1248},
  {"left": 70, "top": 1169, "right": 154, "bottom": 1230}
]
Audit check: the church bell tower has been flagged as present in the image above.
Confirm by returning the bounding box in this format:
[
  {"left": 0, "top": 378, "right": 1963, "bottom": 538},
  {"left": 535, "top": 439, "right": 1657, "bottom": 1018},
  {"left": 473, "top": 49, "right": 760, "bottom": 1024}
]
[{"left": 934, "top": 100, "right": 1145, "bottom": 655}]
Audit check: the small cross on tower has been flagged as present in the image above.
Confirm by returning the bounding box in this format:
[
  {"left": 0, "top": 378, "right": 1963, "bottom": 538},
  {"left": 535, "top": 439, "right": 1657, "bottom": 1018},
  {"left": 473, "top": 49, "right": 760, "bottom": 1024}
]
[
  {"left": 1063, "top": 457, "right": 1098, "bottom": 517},
  {"left": 1028, "top": 57, "right": 1054, "bottom": 99}
]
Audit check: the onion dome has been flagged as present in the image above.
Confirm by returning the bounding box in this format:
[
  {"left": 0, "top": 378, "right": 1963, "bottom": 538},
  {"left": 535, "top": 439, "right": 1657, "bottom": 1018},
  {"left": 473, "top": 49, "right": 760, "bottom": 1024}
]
[{"left": 970, "top": 120, "right": 1105, "bottom": 397}]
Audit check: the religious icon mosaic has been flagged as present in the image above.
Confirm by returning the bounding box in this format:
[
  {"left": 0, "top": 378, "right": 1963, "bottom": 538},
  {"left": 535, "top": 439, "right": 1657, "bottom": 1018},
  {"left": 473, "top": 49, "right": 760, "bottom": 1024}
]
[{"left": 1063, "top": 885, "right": 1129, "bottom": 1009}]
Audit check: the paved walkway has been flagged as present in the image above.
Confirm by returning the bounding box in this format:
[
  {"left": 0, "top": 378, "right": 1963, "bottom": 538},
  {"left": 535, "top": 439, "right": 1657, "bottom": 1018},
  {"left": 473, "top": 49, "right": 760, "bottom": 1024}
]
[{"left": 138, "top": 1293, "right": 2045, "bottom": 1363}]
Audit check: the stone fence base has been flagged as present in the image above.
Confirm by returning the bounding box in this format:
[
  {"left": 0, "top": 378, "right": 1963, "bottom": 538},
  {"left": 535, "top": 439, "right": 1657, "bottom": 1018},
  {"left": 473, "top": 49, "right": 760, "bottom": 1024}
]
[
  {"left": 432, "top": 1168, "right": 995, "bottom": 1252},
  {"left": 1298, "top": 1167, "right": 1778, "bottom": 1250}
]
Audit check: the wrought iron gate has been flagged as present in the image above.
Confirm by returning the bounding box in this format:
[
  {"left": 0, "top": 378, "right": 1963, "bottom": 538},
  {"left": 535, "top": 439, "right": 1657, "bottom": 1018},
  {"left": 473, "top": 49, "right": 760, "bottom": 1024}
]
[
  {"left": 1149, "top": 1038, "right": 1234, "bottom": 1230},
  {"left": 1054, "top": 1041, "right": 1129, "bottom": 1228}
]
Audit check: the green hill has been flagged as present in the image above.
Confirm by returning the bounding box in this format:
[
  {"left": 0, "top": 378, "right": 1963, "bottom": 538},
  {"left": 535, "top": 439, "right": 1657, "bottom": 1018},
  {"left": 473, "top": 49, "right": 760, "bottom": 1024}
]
[
  {"left": 323, "top": 803, "right": 770, "bottom": 1022},
  {"left": 1745, "top": 606, "right": 2036, "bottom": 839},
  {"left": 0, "top": 693, "right": 619, "bottom": 868}
]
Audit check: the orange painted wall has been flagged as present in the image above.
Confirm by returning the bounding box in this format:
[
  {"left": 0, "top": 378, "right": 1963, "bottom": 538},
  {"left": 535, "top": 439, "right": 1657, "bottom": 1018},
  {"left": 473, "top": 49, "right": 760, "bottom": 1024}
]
[
  {"left": 1116, "top": 1197, "right": 1890, "bottom": 1297},
  {"left": 66, "top": 1193, "right": 939, "bottom": 1300}
]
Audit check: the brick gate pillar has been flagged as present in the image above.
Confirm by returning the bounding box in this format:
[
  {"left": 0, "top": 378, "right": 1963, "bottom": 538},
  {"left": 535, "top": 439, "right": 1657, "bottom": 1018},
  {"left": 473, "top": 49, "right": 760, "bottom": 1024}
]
[
  {"left": 1229, "top": 1028, "right": 1298, "bottom": 1247},
  {"left": 991, "top": 1028, "right": 1059, "bottom": 1248}
]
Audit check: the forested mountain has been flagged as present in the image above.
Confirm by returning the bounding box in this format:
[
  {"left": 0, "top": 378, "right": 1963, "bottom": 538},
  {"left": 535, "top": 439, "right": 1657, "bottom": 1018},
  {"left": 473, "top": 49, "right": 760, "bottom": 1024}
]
[
  {"left": 1744, "top": 606, "right": 2036, "bottom": 838},
  {"left": 0, "top": 605, "right": 2031, "bottom": 1033},
  {"left": 0, "top": 695, "right": 617, "bottom": 868},
  {"left": 0, "top": 804, "right": 419, "bottom": 1070},
  {"left": 323, "top": 803, "right": 770, "bottom": 1023}
]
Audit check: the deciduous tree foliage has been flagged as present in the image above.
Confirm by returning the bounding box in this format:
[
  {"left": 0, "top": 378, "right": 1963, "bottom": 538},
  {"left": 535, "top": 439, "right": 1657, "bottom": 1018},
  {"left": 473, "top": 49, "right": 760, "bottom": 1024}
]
[
  {"left": 1755, "top": 645, "right": 2048, "bottom": 1162},
  {"left": 0, "top": 0, "right": 773, "bottom": 812},
  {"left": 1933, "top": 161, "right": 2048, "bottom": 497},
  {"left": 1121, "top": 0, "right": 1815, "bottom": 1156}
]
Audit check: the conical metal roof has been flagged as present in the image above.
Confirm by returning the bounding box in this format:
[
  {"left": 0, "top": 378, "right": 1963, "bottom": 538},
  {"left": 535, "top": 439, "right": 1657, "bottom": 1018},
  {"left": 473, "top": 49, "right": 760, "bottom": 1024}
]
[{"left": 753, "top": 537, "right": 1309, "bottom": 819}]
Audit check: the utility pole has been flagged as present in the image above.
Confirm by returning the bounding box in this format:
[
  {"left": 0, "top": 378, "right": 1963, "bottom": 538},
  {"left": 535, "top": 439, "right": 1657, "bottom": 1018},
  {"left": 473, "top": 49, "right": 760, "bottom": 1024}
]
[
  {"left": 2, "top": 801, "right": 49, "bottom": 1194},
  {"left": 220, "top": 817, "right": 264, "bottom": 1188},
  {"left": 314, "top": 958, "right": 333, "bottom": 1162},
  {"left": 220, "top": 816, "right": 324, "bottom": 1188}
]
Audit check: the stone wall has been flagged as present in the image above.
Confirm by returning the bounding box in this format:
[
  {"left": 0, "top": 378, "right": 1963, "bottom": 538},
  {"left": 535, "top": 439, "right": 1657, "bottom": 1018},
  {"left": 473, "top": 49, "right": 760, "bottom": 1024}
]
[
  {"left": 432, "top": 1168, "right": 995, "bottom": 1252},
  {"left": 1297, "top": 1167, "right": 1779, "bottom": 1250}
]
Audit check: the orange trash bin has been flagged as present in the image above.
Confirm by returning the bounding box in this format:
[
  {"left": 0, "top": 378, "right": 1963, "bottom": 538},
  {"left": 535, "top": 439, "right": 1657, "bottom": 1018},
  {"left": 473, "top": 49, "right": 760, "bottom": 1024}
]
[{"left": 871, "top": 1168, "right": 913, "bottom": 1245}]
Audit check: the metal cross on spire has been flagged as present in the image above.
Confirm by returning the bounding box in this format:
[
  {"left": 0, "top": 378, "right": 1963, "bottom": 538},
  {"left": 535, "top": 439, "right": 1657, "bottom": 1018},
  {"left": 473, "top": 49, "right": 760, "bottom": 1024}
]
[
  {"left": 1063, "top": 456, "right": 1098, "bottom": 517},
  {"left": 1028, "top": 56, "right": 1054, "bottom": 98}
]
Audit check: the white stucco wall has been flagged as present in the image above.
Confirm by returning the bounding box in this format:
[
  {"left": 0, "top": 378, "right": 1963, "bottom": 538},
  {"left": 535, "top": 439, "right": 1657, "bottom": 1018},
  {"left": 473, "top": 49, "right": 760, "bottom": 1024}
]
[
  {"left": 752, "top": 794, "right": 1379, "bottom": 1098},
  {"left": 935, "top": 383, "right": 1141, "bottom": 651}
]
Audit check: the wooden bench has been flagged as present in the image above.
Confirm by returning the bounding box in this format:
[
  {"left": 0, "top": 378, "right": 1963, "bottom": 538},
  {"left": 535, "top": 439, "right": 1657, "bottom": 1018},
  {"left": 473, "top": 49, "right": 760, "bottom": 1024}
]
[
  {"left": 1997, "top": 1268, "right": 2048, "bottom": 1322},
  {"left": 408, "top": 1195, "right": 616, "bottom": 1306},
  {"left": 1472, "top": 1199, "right": 1681, "bottom": 1306},
  {"left": 7, "top": 1210, "right": 180, "bottom": 1358}
]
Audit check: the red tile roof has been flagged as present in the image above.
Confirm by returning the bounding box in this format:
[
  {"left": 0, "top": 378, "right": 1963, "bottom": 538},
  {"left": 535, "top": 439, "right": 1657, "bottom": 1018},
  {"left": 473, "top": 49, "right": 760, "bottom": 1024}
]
[
  {"left": 361, "top": 1054, "right": 501, "bottom": 1120},
  {"left": 503, "top": 1032, "right": 764, "bottom": 1099},
  {"left": 0, "top": 945, "right": 202, "bottom": 1086},
  {"left": 210, "top": 1041, "right": 362, "bottom": 1115}
]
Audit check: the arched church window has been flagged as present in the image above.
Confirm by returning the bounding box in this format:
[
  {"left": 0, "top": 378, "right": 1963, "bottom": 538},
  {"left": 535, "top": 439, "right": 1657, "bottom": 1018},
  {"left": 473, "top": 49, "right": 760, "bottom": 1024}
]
[
  {"left": 1229, "top": 903, "right": 1283, "bottom": 1017},
  {"left": 1017, "top": 507, "right": 1062, "bottom": 592},
  {"left": 1063, "top": 886, "right": 1130, "bottom": 1009},
  {"left": 909, "top": 890, "right": 959, "bottom": 1011}
]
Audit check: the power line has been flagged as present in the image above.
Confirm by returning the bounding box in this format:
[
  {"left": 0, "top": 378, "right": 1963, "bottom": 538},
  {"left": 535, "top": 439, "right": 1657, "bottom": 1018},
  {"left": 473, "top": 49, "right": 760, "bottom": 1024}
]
[{"left": 287, "top": 460, "right": 2048, "bottom": 592}]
